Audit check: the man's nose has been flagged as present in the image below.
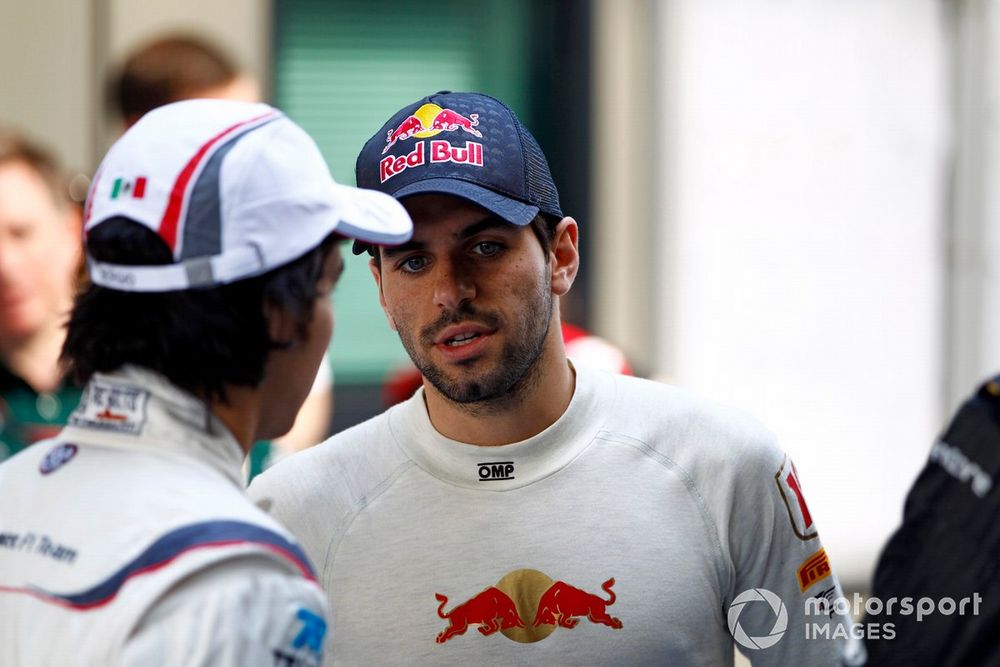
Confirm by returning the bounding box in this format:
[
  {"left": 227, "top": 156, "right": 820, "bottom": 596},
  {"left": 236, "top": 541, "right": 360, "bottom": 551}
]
[{"left": 432, "top": 259, "right": 476, "bottom": 310}]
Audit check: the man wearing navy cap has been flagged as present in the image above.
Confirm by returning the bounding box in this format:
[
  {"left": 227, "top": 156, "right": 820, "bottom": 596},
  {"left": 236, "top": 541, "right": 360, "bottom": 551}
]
[{"left": 251, "top": 92, "right": 850, "bottom": 665}]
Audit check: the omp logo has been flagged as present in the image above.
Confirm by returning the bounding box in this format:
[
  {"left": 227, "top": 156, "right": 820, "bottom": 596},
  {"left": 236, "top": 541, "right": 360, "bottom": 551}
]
[
  {"left": 797, "top": 548, "right": 832, "bottom": 592},
  {"left": 929, "top": 440, "right": 993, "bottom": 498},
  {"left": 728, "top": 588, "right": 788, "bottom": 650},
  {"left": 478, "top": 461, "right": 514, "bottom": 482}
]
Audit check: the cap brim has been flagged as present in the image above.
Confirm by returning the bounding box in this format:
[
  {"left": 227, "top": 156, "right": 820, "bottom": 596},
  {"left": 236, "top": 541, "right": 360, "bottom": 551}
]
[
  {"left": 351, "top": 178, "right": 538, "bottom": 255},
  {"left": 333, "top": 182, "right": 413, "bottom": 247}
]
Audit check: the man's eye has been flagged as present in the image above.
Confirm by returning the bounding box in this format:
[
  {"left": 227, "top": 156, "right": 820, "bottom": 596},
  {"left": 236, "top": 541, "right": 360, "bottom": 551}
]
[
  {"left": 400, "top": 256, "right": 428, "bottom": 273},
  {"left": 473, "top": 241, "right": 502, "bottom": 257}
]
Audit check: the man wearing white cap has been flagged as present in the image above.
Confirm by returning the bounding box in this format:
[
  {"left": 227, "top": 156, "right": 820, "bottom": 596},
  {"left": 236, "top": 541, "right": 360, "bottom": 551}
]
[{"left": 0, "top": 99, "right": 410, "bottom": 666}]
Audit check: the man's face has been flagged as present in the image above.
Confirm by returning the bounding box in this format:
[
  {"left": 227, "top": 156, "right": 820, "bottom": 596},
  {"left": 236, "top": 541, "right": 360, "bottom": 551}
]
[
  {"left": 0, "top": 160, "right": 81, "bottom": 343},
  {"left": 372, "top": 194, "right": 555, "bottom": 405},
  {"left": 256, "top": 245, "right": 343, "bottom": 441}
]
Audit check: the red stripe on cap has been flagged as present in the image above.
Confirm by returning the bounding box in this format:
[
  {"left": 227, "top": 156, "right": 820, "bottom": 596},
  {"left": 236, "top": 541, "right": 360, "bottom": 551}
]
[{"left": 158, "top": 111, "right": 279, "bottom": 251}]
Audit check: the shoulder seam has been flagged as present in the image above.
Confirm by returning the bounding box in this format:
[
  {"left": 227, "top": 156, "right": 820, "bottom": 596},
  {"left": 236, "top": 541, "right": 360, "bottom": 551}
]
[
  {"left": 321, "top": 458, "right": 416, "bottom": 578},
  {"left": 593, "top": 430, "right": 733, "bottom": 592}
]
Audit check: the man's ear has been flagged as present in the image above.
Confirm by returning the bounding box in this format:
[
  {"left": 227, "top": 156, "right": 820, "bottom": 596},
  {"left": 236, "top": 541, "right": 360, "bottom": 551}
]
[
  {"left": 264, "top": 301, "right": 299, "bottom": 348},
  {"left": 550, "top": 217, "right": 580, "bottom": 297},
  {"left": 369, "top": 257, "right": 397, "bottom": 331}
]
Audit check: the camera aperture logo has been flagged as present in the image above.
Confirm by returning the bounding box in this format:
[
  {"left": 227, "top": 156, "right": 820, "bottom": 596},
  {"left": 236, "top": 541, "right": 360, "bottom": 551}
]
[{"left": 728, "top": 588, "right": 788, "bottom": 650}]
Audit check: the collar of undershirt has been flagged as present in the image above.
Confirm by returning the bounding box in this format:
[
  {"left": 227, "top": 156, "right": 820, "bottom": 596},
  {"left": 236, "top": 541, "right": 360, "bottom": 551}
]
[{"left": 389, "top": 361, "right": 614, "bottom": 490}]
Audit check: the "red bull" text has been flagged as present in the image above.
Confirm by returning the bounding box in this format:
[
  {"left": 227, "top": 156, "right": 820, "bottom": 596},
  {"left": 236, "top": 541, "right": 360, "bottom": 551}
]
[{"left": 380, "top": 141, "right": 484, "bottom": 184}]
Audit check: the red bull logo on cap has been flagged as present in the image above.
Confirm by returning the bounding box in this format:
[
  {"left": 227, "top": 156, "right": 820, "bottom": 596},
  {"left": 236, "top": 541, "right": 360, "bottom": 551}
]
[
  {"left": 380, "top": 103, "right": 484, "bottom": 184},
  {"left": 434, "top": 569, "right": 623, "bottom": 645}
]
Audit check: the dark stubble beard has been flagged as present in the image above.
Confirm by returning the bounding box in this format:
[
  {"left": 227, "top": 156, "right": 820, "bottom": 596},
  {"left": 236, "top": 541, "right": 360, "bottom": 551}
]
[{"left": 397, "top": 279, "right": 553, "bottom": 415}]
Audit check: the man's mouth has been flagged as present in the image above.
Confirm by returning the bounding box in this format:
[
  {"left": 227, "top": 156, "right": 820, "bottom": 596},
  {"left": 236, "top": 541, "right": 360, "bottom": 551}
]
[
  {"left": 432, "top": 324, "right": 498, "bottom": 357},
  {"left": 444, "top": 331, "right": 482, "bottom": 347}
]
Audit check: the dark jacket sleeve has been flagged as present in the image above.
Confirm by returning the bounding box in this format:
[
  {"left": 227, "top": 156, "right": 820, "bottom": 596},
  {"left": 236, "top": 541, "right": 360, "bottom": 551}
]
[{"left": 864, "top": 376, "right": 1000, "bottom": 666}]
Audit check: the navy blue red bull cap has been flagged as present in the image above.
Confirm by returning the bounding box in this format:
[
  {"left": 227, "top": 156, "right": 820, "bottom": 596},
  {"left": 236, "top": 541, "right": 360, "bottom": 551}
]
[{"left": 353, "top": 91, "right": 563, "bottom": 254}]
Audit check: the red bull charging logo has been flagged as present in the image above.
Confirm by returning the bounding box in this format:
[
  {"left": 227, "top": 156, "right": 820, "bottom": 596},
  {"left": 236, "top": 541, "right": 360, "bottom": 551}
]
[
  {"left": 380, "top": 103, "right": 484, "bottom": 184},
  {"left": 434, "top": 569, "right": 623, "bottom": 644}
]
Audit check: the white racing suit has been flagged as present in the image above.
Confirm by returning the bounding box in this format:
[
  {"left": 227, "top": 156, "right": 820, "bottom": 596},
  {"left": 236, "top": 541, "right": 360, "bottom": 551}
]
[
  {"left": 0, "top": 366, "right": 329, "bottom": 666},
  {"left": 251, "top": 364, "right": 852, "bottom": 665}
]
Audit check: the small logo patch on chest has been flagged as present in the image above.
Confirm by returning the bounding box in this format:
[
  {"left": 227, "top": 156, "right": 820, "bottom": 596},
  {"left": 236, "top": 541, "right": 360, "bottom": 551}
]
[
  {"left": 477, "top": 461, "right": 515, "bottom": 482},
  {"left": 39, "top": 443, "right": 78, "bottom": 475}
]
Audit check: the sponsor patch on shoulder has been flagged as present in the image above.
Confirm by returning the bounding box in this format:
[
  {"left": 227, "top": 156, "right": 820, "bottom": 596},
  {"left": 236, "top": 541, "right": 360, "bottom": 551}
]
[
  {"left": 272, "top": 607, "right": 326, "bottom": 666},
  {"left": 809, "top": 585, "right": 838, "bottom": 617},
  {"left": 68, "top": 379, "right": 150, "bottom": 435},
  {"left": 293, "top": 608, "right": 327, "bottom": 652},
  {"left": 39, "top": 443, "right": 78, "bottom": 474},
  {"left": 797, "top": 547, "right": 832, "bottom": 592},
  {"left": 775, "top": 456, "right": 818, "bottom": 541}
]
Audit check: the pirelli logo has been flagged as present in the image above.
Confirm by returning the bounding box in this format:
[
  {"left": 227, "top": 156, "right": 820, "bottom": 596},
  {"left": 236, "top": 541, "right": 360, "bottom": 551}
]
[{"left": 797, "top": 548, "right": 832, "bottom": 592}]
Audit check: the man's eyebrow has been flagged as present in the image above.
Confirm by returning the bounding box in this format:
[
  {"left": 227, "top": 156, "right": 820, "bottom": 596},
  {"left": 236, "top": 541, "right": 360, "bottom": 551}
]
[
  {"left": 456, "top": 215, "right": 512, "bottom": 239},
  {"left": 380, "top": 215, "right": 512, "bottom": 259},
  {"left": 381, "top": 239, "right": 426, "bottom": 259}
]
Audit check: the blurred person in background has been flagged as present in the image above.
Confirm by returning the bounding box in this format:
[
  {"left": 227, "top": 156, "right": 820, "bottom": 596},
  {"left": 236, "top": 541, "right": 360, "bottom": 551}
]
[
  {"left": 0, "top": 132, "right": 83, "bottom": 462},
  {"left": 110, "top": 34, "right": 334, "bottom": 478},
  {"left": 112, "top": 34, "right": 260, "bottom": 129},
  {"left": 250, "top": 91, "right": 852, "bottom": 665}
]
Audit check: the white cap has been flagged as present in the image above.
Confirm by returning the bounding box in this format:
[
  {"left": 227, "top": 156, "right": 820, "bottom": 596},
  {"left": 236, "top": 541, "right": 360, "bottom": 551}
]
[{"left": 84, "top": 99, "right": 412, "bottom": 292}]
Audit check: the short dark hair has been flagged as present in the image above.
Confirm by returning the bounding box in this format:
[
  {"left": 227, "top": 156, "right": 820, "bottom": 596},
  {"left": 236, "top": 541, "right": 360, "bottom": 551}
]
[
  {"left": 372, "top": 213, "right": 559, "bottom": 269},
  {"left": 528, "top": 213, "right": 561, "bottom": 255},
  {"left": 0, "top": 130, "right": 69, "bottom": 208},
  {"left": 112, "top": 35, "right": 239, "bottom": 123},
  {"left": 62, "top": 218, "right": 336, "bottom": 402}
]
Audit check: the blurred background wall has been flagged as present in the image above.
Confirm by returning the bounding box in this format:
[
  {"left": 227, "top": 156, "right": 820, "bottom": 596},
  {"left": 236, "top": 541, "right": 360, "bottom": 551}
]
[
  {"left": 651, "top": 0, "right": 949, "bottom": 585},
  {"left": 2, "top": 0, "right": 999, "bottom": 590},
  {"left": 0, "top": 0, "right": 270, "bottom": 172}
]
